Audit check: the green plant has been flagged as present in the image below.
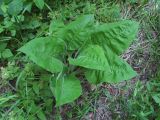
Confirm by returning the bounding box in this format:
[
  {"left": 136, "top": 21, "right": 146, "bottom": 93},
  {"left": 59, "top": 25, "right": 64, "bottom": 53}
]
[
  {"left": 18, "top": 14, "right": 139, "bottom": 106},
  {"left": 0, "top": 0, "right": 159, "bottom": 119},
  {"left": 0, "top": 42, "right": 13, "bottom": 59}
]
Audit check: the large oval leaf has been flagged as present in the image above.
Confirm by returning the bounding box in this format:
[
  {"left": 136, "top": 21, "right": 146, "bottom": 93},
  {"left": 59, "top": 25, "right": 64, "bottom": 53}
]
[
  {"left": 62, "top": 14, "right": 94, "bottom": 50},
  {"left": 69, "top": 45, "right": 110, "bottom": 71},
  {"left": 8, "top": 0, "right": 23, "bottom": 15},
  {"left": 18, "top": 37, "right": 65, "bottom": 73},
  {"left": 66, "top": 14, "right": 94, "bottom": 30},
  {"left": 91, "top": 20, "right": 139, "bottom": 55},
  {"left": 49, "top": 20, "right": 65, "bottom": 34},
  {"left": 85, "top": 48, "right": 137, "bottom": 84},
  {"left": 85, "top": 62, "right": 137, "bottom": 84},
  {"left": 50, "top": 75, "right": 82, "bottom": 106},
  {"left": 34, "top": 0, "right": 44, "bottom": 10}
]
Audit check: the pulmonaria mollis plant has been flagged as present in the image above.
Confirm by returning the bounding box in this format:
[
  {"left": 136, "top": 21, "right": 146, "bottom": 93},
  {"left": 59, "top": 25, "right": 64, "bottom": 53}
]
[{"left": 18, "top": 15, "right": 139, "bottom": 106}]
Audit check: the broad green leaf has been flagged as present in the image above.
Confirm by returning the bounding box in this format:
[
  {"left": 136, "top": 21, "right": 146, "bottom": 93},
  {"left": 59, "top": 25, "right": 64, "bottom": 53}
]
[
  {"left": 1, "top": 2, "right": 8, "bottom": 14},
  {"left": 34, "top": 0, "right": 44, "bottom": 10},
  {"left": 23, "top": 2, "right": 32, "bottom": 13},
  {"left": 69, "top": 45, "right": 110, "bottom": 71},
  {"left": 85, "top": 48, "right": 137, "bottom": 84},
  {"left": 0, "top": 42, "right": 7, "bottom": 51},
  {"left": 8, "top": 0, "right": 23, "bottom": 15},
  {"left": 2, "top": 49, "right": 13, "bottom": 58},
  {"left": 62, "top": 14, "right": 94, "bottom": 50},
  {"left": 49, "top": 20, "right": 65, "bottom": 34},
  {"left": 18, "top": 37, "right": 65, "bottom": 73},
  {"left": 50, "top": 75, "right": 82, "bottom": 106},
  {"left": 91, "top": 20, "right": 139, "bottom": 55},
  {"left": 66, "top": 14, "right": 94, "bottom": 30}
]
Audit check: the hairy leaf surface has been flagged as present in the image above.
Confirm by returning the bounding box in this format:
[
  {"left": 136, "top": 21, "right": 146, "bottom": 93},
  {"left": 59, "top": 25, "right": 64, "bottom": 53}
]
[
  {"left": 51, "top": 75, "right": 82, "bottom": 106},
  {"left": 69, "top": 45, "right": 110, "bottom": 70},
  {"left": 19, "top": 37, "right": 65, "bottom": 73}
]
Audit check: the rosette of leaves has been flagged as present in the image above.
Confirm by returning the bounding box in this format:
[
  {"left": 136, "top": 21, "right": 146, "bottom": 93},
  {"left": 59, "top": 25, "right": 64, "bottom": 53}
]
[{"left": 18, "top": 14, "right": 139, "bottom": 106}]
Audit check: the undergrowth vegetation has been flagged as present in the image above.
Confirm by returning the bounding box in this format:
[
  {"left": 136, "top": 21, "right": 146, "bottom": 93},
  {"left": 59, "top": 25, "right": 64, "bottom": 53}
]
[{"left": 0, "top": 0, "right": 159, "bottom": 120}]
